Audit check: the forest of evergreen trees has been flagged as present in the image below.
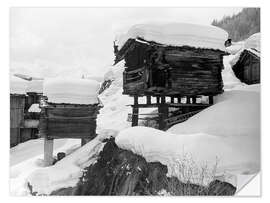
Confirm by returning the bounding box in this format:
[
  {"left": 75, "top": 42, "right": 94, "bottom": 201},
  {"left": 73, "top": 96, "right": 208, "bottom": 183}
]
[{"left": 212, "top": 8, "right": 260, "bottom": 42}]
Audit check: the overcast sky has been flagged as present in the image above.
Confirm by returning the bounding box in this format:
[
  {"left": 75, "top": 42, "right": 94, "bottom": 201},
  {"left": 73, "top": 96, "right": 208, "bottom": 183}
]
[{"left": 10, "top": 7, "right": 243, "bottom": 78}]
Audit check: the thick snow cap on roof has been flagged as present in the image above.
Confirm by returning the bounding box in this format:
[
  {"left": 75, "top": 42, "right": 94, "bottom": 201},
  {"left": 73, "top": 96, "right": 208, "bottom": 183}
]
[
  {"left": 244, "top": 32, "right": 260, "bottom": 52},
  {"left": 10, "top": 76, "right": 28, "bottom": 95},
  {"left": 26, "top": 80, "right": 43, "bottom": 94},
  {"left": 116, "top": 23, "right": 228, "bottom": 51},
  {"left": 43, "top": 78, "right": 100, "bottom": 105}
]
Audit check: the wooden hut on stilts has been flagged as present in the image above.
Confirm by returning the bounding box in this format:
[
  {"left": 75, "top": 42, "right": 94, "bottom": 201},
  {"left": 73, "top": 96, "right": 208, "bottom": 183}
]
[
  {"left": 114, "top": 23, "right": 229, "bottom": 130},
  {"left": 39, "top": 78, "right": 102, "bottom": 166}
]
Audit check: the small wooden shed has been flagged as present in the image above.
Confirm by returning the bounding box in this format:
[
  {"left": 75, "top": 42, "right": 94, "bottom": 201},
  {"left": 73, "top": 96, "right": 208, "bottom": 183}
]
[
  {"left": 10, "top": 94, "right": 26, "bottom": 147},
  {"left": 232, "top": 49, "right": 260, "bottom": 85}
]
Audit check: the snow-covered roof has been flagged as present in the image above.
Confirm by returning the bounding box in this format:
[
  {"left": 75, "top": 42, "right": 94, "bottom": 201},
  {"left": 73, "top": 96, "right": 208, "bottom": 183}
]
[
  {"left": 116, "top": 23, "right": 228, "bottom": 51},
  {"left": 26, "top": 80, "right": 43, "bottom": 94},
  {"left": 10, "top": 76, "right": 29, "bottom": 95},
  {"left": 43, "top": 78, "right": 100, "bottom": 105},
  {"left": 28, "top": 103, "right": 41, "bottom": 113},
  {"left": 244, "top": 32, "right": 260, "bottom": 52}
]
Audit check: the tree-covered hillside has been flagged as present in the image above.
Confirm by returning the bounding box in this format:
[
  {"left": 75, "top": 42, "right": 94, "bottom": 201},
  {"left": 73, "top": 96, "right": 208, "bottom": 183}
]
[{"left": 212, "top": 8, "right": 260, "bottom": 42}]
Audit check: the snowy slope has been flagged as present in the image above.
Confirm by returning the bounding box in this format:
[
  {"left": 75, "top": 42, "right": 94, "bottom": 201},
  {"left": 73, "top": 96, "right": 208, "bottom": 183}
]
[
  {"left": 97, "top": 61, "right": 156, "bottom": 137},
  {"left": 116, "top": 23, "right": 228, "bottom": 51},
  {"left": 116, "top": 84, "right": 260, "bottom": 189},
  {"left": 43, "top": 77, "right": 100, "bottom": 104},
  {"left": 10, "top": 138, "right": 81, "bottom": 195},
  {"left": 27, "top": 137, "right": 105, "bottom": 195}
]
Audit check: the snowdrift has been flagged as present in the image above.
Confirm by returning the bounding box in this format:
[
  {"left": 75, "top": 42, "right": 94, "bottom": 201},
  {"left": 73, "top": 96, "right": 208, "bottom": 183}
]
[
  {"left": 116, "top": 23, "right": 228, "bottom": 51},
  {"left": 116, "top": 84, "right": 260, "bottom": 188},
  {"left": 43, "top": 78, "right": 100, "bottom": 105},
  {"left": 26, "top": 138, "right": 104, "bottom": 195}
]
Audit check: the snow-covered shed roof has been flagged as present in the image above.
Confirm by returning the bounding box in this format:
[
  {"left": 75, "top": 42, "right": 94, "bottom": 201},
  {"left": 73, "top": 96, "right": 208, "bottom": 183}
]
[
  {"left": 43, "top": 78, "right": 100, "bottom": 105},
  {"left": 244, "top": 32, "right": 260, "bottom": 52},
  {"left": 116, "top": 23, "right": 228, "bottom": 51}
]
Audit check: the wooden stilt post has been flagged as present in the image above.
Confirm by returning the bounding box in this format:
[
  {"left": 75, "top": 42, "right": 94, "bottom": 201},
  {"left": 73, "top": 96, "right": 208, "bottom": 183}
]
[
  {"left": 156, "top": 96, "right": 160, "bottom": 104},
  {"left": 158, "top": 96, "right": 168, "bottom": 130},
  {"left": 44, "top": 137, "right": 54, "bottom": 166},
  {"left": 170, "top": 96, "right": 174, "bottom": 103},
  {"left": 146, "top": 95, "right": 151, "bottom": 105},
  {"left": 177, "top": 97, "right": 181, "bottom": 104},
  {"left": 132, "top": 96, "right": 139, "bottom": 127},
  {"left": 209, "top": 96, "right": 214, "bottom": 105},
  {"left": 186, "top": 96, "right": 191, "bottom": 104},
  {"left": 191, "top": 96, "right": 196, "bottom": 104}
]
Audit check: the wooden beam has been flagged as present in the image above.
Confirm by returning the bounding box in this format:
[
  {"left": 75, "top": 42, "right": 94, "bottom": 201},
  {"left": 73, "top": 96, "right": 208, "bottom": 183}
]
[
  {"left": 170, "top": 96, "right": 174, "bottom": 103},
  {"left": 156, "top": 96, "right": 160, "bottom": 104},
  {"left": 146, "top": 95, "right": 151, "bottom": 105},
  {"left": 131, "top": 96, "right": 139, "bottom": 127},
  {"left": 44, "top": 137, "right": 54, "bottom": 166},
  {"left": 185, "top": 96, "right": 190, "bottom": 104},
  {"left": 209, "top": 96, "right": 214, "bottom": 105},
  {"left": 158, "top": 96, "right": 168, "bottom": 130},
  {"left": 191, "top": 96, "right": 197, "bottom": 104}
]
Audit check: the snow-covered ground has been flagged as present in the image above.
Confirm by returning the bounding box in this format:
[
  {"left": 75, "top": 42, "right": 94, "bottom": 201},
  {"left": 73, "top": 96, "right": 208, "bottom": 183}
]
[
  {"left": 10, "top": 138, "right": 81, "bottom": 195},
  {"left": 116, "top": 23, "right": 228, "bottom": 51}
]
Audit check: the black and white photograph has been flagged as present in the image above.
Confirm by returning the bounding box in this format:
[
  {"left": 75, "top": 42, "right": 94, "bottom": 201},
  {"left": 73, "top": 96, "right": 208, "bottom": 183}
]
[{"left": 9, "top": 7, "right": 260, "bottom": 196}]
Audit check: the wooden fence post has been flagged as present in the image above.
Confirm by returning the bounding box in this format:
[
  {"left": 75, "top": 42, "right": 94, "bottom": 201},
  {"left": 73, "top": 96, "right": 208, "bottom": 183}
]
[{"left": 44, "top": 137, "right": 54, "bottom": 166}]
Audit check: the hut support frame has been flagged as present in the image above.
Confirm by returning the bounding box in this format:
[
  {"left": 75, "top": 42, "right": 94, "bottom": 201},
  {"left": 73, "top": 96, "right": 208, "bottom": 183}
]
[{"left": 130, "top": 94, "right": 214, "bottom": 130}]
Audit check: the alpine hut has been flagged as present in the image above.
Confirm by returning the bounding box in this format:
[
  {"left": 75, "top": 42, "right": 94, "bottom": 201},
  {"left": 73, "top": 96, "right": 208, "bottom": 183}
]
[
  {"left": 114, "top": 23, "right": 229, "bottom": 129},
  {"left": 39, "top": 78, "right": 102, "bottom": 166},
  {"left": 231, "top": 33, "right": 260, "bottom": 85}
]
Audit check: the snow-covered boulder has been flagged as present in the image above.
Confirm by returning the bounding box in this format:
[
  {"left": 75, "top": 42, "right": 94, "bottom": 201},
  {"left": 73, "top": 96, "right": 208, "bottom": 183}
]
[
  {"left": 116, "top": 23, "right": 228, "bottom": 51},
  {"left": 26, "top": 80, "right": 43, "bottom": 94},
  {"left": 43, "top": 78, "right": 100, "bottom": 105},
  {"left": 10, "top": 76, "right": 28, "bottom": 95}
]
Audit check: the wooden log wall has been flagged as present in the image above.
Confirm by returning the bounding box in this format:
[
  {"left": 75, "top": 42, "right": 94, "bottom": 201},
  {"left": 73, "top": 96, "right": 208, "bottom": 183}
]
[
  {"left": 10, "top": 94, "right": 26, "bottom": 147},
  {"left": 39, "top": 103, "right": 100, "bottom": 140},
  {"left": 118, "top": 39, "right": 225, "bottom": 97}
]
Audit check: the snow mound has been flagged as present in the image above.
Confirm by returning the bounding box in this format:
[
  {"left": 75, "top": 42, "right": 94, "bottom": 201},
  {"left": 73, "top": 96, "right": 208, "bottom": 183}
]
[
  {"left": 28, "top": 103, "right": 41, "bottom": 113},
  {"left": 10, "top": 76, "right": 29, "bottom": 95},
  {"left": 10, "top": 138, "right": 81, "bottom": 196},
  {"left": 27, "top": 138, "right": 105, "bottom": 195},
  {"left": 244, "top": 32, "right": 260, "bottom": 52},
  {"left": 116, "top": 84, "right": 260, "bottom": 188},
  {"left": 43, "top": 78, "right": 100, "bottom": 105},
  {"left": 26, "top": 80, "right": 43, "bottom": 94},
  {"left": 116, "top": 23, "right": 228, "bottom": 51}
]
